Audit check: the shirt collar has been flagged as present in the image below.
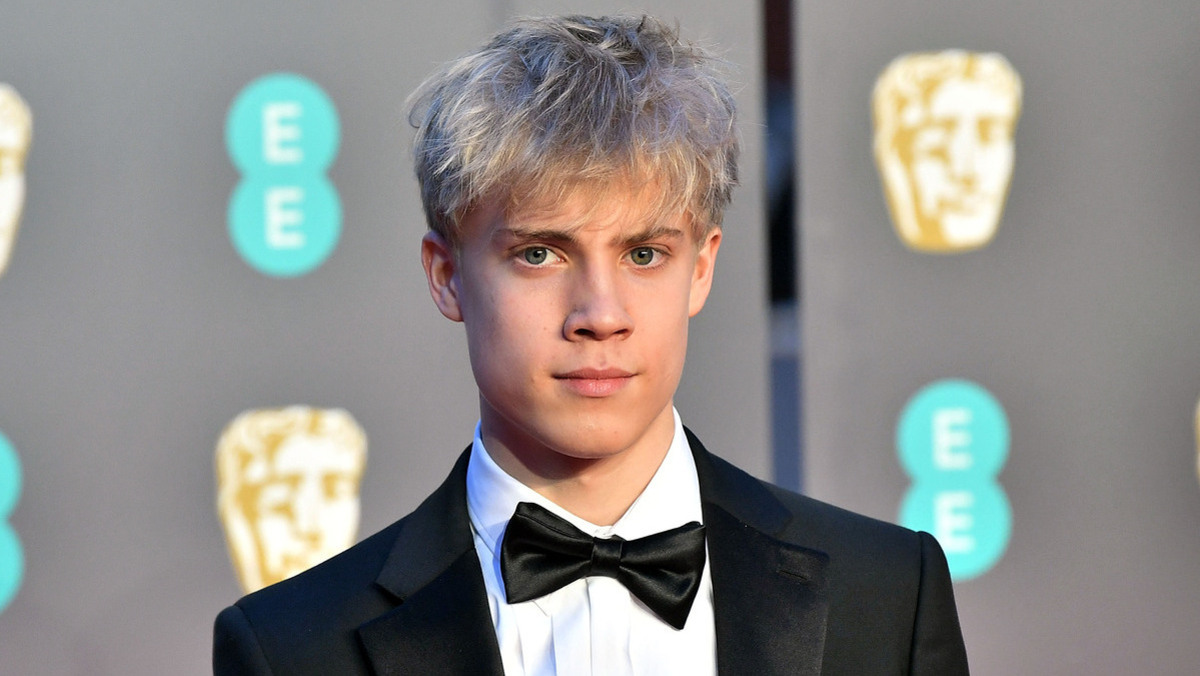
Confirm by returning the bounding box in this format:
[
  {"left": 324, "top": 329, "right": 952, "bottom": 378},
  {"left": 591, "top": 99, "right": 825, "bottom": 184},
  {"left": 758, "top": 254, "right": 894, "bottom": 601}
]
[{"left": 465, "top": 407, "right": 703, "bottom": 558}]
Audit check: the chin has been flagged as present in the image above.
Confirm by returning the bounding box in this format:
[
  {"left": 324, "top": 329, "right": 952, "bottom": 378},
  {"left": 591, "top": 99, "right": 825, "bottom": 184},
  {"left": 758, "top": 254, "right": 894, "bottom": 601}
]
[
  {"left": 542, "top": 409, "right": 668, "bottom": 459},
  {"left": 545, "top": 434, "right": 636, "bottom": 460}
]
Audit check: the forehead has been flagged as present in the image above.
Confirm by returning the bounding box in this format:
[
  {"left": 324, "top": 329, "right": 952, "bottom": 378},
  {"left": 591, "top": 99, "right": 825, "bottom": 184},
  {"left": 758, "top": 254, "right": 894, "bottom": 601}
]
[
  {"left": 523, "top": 187, "right": 673, "bottom": 230},
  {"left": 463, "top": 182, "right": 695, "bottom": 244}
]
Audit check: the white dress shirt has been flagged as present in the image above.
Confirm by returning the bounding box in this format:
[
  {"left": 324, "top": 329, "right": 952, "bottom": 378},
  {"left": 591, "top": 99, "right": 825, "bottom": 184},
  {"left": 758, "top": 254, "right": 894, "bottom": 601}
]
[{"left": 465, "top": 409, "right": 717, "bottom": 676}]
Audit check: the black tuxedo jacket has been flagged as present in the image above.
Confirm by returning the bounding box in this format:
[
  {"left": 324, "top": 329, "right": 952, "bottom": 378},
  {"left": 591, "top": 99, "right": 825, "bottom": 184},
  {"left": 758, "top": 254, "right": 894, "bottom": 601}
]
[{"left": 214, "top": 430, "right": 968, "bottom": 674}]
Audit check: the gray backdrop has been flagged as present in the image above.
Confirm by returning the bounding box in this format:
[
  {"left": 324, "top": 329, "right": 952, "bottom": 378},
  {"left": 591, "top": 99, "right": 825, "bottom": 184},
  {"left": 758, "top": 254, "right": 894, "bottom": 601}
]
[
  {"left": 0, "top": 2, "right": 766, "bottom": 673},
  {"left": 800, "top": 1, "right": 1200, "bottom": 674},
  {"left": 7, "top": 0, "right": 1199, "bottom": 674}
]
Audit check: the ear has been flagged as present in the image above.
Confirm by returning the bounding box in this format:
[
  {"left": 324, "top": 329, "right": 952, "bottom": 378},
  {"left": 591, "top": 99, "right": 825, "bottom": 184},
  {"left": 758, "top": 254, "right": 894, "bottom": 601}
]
[
  {"left": 421, "top": 231, "right": 464, "bottom": 322},
  {"left": 687, "top": 227, "right": 722, "bottom": 317}
]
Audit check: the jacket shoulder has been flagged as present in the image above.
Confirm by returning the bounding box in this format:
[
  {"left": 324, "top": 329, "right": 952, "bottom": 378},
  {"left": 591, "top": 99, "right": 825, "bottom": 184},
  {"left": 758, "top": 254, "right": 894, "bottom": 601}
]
[
  {"left": 719, "top": 460, "right": 967, "bottom": 674},
  {"left": 699, "top": 443, "right": 922, "bottom": 561},
  {"left": 214, "top": 448, "right": 475, "bottom": 673},
  {"left": 213, "top": 517, "right": 406, "bottom": 674},
  {"left": 765, "top": 480, "right": 923, "bottom": 558},
  {"left": 239, "top": 516, "right": 404, "bottom": 612}
]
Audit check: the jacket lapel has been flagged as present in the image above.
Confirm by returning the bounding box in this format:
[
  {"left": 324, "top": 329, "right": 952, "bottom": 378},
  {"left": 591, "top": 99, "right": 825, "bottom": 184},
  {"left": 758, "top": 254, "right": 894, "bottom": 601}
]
[
  {"left": 355, "top": 433, "right": 827, "bottom": 675},
  {"left": 689, "top": 428, "right": 830, "bottom": 675},
  {"left": 357, "top": 449, "right": 505, "bottom": 676}
]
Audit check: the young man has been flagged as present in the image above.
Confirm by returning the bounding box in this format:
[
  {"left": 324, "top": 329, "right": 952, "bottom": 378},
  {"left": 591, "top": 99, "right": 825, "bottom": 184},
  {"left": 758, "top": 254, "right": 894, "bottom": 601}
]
[{"left": 213, "top": 15, "right": 969, "bottom": 675}]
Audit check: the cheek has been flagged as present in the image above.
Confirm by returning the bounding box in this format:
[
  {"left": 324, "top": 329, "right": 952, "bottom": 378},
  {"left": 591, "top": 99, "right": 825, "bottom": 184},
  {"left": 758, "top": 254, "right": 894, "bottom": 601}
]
[
  {"left": 468, "top": 299, "right": 539, "bottom": 356},
  {"left": 636, "top": 286, "right": 692, "bottom": 358},
  {"left": 478, "top": 273, "right": 561, "bottom": 335},
  {"left": 464, "top": 290, "right": 558, "bottom": 395}
]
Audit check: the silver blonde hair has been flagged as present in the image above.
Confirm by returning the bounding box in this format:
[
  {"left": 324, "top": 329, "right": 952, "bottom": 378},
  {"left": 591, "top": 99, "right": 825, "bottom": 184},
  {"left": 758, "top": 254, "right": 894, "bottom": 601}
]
[{"left": 409, "top": 15, "right": 739, "bottom": 244}]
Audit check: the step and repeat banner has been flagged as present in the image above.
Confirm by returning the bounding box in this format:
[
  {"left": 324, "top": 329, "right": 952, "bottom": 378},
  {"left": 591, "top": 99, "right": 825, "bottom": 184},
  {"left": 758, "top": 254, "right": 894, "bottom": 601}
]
[
  {"left": 800, "top": 1, "right": 1200, "bottom": 673},
  {"left": 0, "top": 2, "right": 768, "bottom": 673}
]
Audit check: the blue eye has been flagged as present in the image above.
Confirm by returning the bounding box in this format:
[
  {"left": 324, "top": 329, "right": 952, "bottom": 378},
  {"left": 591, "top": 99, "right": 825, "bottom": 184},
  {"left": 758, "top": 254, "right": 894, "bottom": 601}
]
[
  {"left": 629, "top": 247, "right": 657, "bottom": 266},
  {"left": 523, "top": 247, "right": 551, "bottom": 265}
]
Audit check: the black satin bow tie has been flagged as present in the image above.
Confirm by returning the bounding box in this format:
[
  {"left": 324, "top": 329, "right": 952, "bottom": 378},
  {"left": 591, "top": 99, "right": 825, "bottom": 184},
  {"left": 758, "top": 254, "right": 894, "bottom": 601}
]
[{"left": 499, "top": 501, "right": 706, "bottom": 630}]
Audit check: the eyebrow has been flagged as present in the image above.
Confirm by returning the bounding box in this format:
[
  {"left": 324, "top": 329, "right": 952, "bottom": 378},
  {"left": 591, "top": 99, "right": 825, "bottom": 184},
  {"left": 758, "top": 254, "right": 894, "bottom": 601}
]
[
  {"left": 496, "top": 227, "right": 576, "bottom": 246},
  {"left": 616, "top": 224, "right": 687, "bottom": 247},
  {"left": 496, "top": 223, "right": 687, "bottom": 248}
]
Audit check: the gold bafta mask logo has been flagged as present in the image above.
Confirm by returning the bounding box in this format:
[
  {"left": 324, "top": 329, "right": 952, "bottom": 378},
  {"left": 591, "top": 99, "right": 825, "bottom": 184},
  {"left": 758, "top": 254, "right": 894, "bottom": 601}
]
[
  {"left": 0, "top": 84, "right": 32, "bottom": 278},
  {"left": 873, "top": 51, "right": 1022, "bottom": 253},
  {"left": 216, "top": 407, "right": 367, "bottom": 593}
]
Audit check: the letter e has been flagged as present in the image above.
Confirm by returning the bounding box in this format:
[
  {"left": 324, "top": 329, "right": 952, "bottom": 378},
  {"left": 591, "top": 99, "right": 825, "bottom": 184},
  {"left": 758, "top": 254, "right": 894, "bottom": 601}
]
[
  {"left": 265, "top": 187, "right": 305, "bottom": 249},
  {"left": 933, "top": 408, "right": 973, "bottom": 471},
  {"left": 933, "top": 490, "right": 976, "bottom": 554},
  {"left": 263, "top": 102, "right": 303, "bottom": 165}
]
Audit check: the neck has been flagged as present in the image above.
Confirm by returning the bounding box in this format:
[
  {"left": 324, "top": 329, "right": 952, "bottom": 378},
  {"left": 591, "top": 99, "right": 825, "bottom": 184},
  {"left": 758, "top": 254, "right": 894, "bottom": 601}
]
[{"left": 480, "top": 404, "right": 676, "bottom": 525}]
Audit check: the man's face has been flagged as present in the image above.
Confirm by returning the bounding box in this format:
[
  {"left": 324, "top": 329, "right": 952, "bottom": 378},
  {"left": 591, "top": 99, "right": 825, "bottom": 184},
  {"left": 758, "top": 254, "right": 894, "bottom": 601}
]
[
  {"left": 907, "top": 78, "right": 1016, "bottom": 247},
  {"left": 252, "top": 434, "right": 361, "bottom": 585},
  {"left": 423, "top": 187, "right": 721, "bottom": 470}
]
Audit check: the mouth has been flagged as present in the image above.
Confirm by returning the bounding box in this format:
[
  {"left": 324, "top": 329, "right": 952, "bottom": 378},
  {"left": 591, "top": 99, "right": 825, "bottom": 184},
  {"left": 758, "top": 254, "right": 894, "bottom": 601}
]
[{"left": 554, "top": 368, "right": 635, "bottom": 397}]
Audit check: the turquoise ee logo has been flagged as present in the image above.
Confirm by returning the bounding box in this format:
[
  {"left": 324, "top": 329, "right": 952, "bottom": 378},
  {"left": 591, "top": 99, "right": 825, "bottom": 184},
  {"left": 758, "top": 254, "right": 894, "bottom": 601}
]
[
  {"left": 897, "top": 379, "right": 1011, "bottom": 581},
  {"left": 0, "top": 429, "right": 22, "bottom": 615},
  {"left": 226, "top": 73, "right": 342, "bottom": 277}
]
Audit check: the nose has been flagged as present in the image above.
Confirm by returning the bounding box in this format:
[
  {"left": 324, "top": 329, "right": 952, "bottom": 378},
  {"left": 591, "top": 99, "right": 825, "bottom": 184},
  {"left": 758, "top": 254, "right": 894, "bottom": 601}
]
[{"left": 563, "top": 266, "right": 633, "bottom": 341}]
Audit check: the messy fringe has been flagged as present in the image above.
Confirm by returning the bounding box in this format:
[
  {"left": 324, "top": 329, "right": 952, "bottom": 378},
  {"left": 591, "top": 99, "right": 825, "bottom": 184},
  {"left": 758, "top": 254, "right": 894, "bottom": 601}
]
[{"left": 408, "top": 15, "right": 740, "bottom": 244}]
